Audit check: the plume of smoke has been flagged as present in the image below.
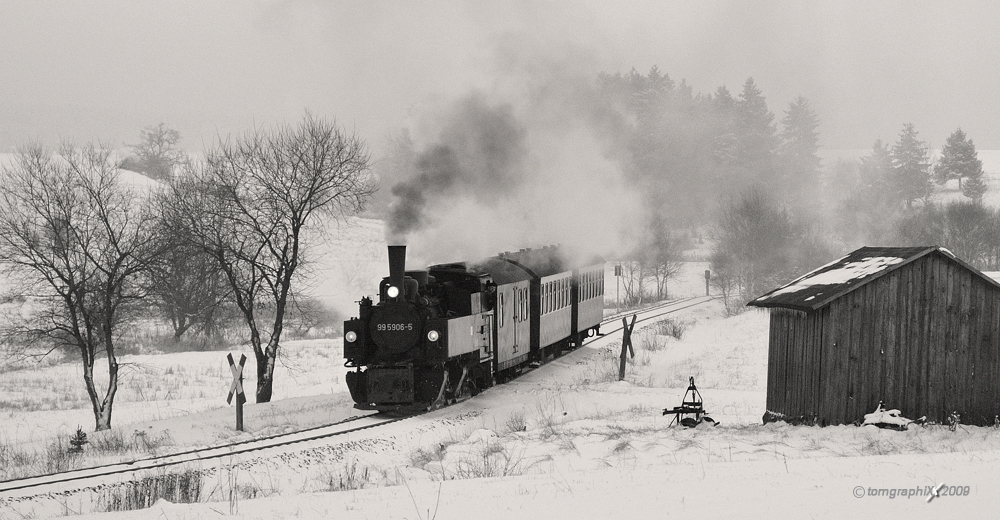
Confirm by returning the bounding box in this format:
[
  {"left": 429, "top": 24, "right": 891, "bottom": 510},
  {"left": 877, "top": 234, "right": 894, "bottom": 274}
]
[
  {"left": 383, "top": 36, "right": 647, "bottom": 265},
  {"left": 387, "top": 94, "right": 527, "bottom": 242}
]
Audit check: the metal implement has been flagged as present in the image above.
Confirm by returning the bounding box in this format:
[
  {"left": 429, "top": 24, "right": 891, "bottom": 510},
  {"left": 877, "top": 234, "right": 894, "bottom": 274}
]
[{"left": 662, "top": 377, "right": 716, "bottom": 427}]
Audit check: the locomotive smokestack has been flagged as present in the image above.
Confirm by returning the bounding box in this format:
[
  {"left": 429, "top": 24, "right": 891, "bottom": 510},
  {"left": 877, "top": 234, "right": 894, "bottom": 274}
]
[{"left": 387, "top": 245, "right": 406, "bottom": 297}]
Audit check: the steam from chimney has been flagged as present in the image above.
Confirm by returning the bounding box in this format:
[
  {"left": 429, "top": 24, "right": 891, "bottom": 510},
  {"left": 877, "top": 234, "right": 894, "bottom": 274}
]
[
  {"left": 386, "top": 94, "right": 527, "bottom": 244},
  {"left": 382, "top": 40, "right": 647, "bottom": 264}
]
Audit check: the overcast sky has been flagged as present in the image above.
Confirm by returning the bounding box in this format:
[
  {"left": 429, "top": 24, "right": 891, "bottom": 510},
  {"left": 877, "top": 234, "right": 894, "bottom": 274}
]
[{"left": 2, "top": 0, "right": 998, "bottom": 155}]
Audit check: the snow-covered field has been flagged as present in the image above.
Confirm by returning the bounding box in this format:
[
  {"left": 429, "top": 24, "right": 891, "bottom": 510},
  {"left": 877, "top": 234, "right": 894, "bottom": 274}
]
[
  {"left": 3, "top": 203, "right": 1000, "bottom": 518},
  {"left": 2, "top": 256, "right": 999, "bottom": 518}
]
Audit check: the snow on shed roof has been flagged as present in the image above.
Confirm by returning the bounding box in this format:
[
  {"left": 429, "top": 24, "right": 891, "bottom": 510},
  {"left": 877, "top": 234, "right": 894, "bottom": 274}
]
[{"left": 747, "top": 246, "right": 1000, "bottom": 312}]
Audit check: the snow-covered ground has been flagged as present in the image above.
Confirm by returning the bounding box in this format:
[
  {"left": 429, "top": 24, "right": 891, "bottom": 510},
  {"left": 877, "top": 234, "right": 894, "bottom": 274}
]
[
  {"left": 2, "top": 259, "right": 999, "bottom": 518},
  {"left": 3, "top": 202, "right": 1000, "bottom": 518}
]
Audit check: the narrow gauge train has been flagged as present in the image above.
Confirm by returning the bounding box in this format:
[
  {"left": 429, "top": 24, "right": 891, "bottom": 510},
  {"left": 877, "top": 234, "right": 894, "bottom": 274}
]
[{"left": 343, "top": 245, "right": 605, "bottom": 411}]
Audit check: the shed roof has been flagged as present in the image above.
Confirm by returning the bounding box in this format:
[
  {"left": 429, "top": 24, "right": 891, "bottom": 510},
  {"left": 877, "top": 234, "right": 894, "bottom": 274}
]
[{"left": 747, "top": 246, "right": 1000, "bottom": 312}]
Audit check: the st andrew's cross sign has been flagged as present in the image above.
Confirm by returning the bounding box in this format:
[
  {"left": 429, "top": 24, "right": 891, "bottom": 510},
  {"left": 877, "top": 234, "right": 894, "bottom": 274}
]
[{"left": 227, "top": 353, "right": 247, "bottom": 431}]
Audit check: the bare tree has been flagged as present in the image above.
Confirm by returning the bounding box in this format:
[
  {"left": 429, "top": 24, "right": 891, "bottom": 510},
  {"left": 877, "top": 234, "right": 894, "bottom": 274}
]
[
  {"left": 147, "top": 187, "right": 230, "bottom": 342},
  {"left": 0, "top": 143, "right": 161, "bottom": 430},
  {"left": 618, "top": 260, "right": 647, "bottom": 307},
  {"left": 711, "top": 188, "right": 793, "bottom": 307},
  {"left": 147, "top": 233, "right": 229, "bottom": 342},
  {"left": 169, "top": 114, "right": 375, "bottom": 403},
  {"left": 124, "top": 123, "right": 187, "bottom": 181},
  {"left": 639, "top": 217, "right": 684, "bottom": 300}
]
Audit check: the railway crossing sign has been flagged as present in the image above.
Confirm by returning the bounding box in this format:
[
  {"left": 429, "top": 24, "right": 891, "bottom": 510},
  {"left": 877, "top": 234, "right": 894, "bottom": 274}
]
[
  {"left": 227, "top": 353, "right": 247, "bottom": 431},
  {"left": 618, "top": 315, "right": 636, "bottom": 381}
]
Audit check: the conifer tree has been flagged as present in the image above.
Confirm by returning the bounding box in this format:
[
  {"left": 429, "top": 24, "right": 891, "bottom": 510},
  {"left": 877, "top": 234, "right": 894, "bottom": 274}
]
[
  {"left": 935, "top": 128, "right": 986, "bottom": 201},
  {"left": 891, "top": 123, "right": 932, "bottom": 208},
  {"left": 711, "top": 85, "right": 739, "bottom": 167},
  {"left": 963, "top": 165, "right": 987, "bottom": 202},
  {"left": 859, "top": 139, "right": 894, "bottom": 206},
  {"left": 778, "top": 96, "right": 822, "bottom": 203},
  {"left": 734, "top": 78, "right": 779, "bottom": 186}
]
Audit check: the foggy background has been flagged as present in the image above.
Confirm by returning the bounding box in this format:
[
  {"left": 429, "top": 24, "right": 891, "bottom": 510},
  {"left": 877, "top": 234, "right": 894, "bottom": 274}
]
[
  {"left": 3, "top": 0, "right": 998, "bottom": 267},
  {"left": 3, "top": 1, "right": 996, "bottom": 151}
]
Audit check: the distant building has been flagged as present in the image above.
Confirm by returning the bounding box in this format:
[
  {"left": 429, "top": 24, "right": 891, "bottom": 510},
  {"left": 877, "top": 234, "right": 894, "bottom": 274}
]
[{"left": 748, "top": 246, "right": 1000, "bottom": 426}]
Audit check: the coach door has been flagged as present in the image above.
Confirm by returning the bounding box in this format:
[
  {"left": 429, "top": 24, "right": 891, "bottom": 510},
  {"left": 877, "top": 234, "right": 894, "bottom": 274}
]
[{"left": 511, "top": 286, "right": 520, "bottom": 354}]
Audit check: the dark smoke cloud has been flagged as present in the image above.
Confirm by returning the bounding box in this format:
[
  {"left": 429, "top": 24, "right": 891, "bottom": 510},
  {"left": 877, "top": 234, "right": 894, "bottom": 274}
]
[
  {"left": 386, "top": 94, "right": 527, "bottom": 242},
  {"left": 380, "top": 34, "right": 646, "bottom": 266}
]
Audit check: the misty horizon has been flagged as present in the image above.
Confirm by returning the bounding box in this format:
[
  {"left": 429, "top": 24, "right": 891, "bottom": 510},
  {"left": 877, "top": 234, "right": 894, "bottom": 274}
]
[{"left": 2, "top": 1, "right": 999, "bottom": 155}]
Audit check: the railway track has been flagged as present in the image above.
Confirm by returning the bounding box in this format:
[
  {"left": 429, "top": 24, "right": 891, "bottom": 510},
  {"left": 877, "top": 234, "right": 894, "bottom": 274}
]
[
  {"left": 600, "top": 295, "right": 716, "bottom": 332},
  {"left": 0, "top": 294, "right": 716, "bottom": 500},
  {"left": 0, "top": 413, "right": 400, "bottom": 496}
]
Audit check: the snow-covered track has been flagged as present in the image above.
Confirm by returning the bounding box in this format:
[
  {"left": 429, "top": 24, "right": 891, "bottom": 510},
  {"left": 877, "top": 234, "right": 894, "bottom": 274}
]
[
  {"left": 600, "top": 295, "right": 716, "bottom": 332},
  {"left": 0, "top": 413, "right": 402, "bottom": 495}
]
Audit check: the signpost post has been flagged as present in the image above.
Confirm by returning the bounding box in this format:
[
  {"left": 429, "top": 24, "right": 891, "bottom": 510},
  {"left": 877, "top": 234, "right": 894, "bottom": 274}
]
[
  {"left": 227, "top": 353, "right": 247, "bottom": 431},
  {"left": 704, "top": 269, "right": 711, "bottom": 297},
  {"left": 615, "top": 264, "right": 622, "bottom": 314},
  {"left": 619, "top": 315, "right": 636, "bottom": 381}
]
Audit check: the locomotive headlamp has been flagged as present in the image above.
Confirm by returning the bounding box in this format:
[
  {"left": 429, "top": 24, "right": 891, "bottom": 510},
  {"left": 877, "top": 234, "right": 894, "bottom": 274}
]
[
  {"left": 387, "top": 286, "right": 400, "bottom": 298},
  {"left": 345, "top": 331, "right": 357, "bottom": 343},
  {"left": 427, "top": 330, "right": 440, "bottom": 342}
]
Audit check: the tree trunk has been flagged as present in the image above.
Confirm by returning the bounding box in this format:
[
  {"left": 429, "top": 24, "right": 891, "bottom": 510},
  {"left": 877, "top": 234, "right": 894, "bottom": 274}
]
[
  {"left": 255, "top": 343, "right": 276, "bottom": 403},
  {"left": 256, "top": 286, "right": 288, "bottom": 403},
  {"left": 82, "top": 352, "right": 118, "bottom": 431},
  {"left": 172, "top": 319, "right": 190, "bottom": 342}
]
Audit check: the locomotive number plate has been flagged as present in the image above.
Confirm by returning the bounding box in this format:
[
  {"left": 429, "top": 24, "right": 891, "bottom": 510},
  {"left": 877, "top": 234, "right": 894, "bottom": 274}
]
[{"left": 377, "top": 323, "right": 414, "bottom": 331}]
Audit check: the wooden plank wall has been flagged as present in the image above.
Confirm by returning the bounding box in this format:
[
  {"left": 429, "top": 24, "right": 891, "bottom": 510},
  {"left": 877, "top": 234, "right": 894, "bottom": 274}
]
[{"left": 766, "top": 252, "right": 1000, "bottom": 426}]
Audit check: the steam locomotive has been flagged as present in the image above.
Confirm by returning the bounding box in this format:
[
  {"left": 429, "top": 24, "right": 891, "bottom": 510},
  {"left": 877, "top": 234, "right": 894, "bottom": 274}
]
[{"left": 343, "top": 245, "right": 605, "bottom": 411}]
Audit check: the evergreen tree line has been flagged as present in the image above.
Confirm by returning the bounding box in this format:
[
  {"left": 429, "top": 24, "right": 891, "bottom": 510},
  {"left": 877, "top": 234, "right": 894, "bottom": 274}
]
[
  {"left": 593, "top": 67, "right": 990, "bottom": 309},
  {"left": 591, "top": 68, "right": 829, "bottom": 305},
  {"left": 595, "top": 67, "right": 823, "bottom": 226}
]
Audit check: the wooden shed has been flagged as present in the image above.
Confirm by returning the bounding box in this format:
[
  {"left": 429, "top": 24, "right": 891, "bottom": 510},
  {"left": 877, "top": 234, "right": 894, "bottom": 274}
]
[{"left": 748, "top": 246, "right": 1000, "bottom": 426}]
